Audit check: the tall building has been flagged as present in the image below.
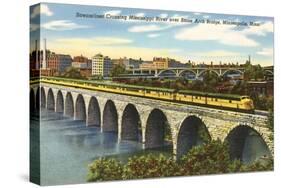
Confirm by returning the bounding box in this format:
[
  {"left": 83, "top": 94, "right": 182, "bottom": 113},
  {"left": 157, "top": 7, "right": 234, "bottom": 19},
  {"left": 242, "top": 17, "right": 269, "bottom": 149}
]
[
  {"left": 92, "top": 54, "right": 113, "bottom": 76},
  {"left": 72, "top": 55, "right": 92, "bottom": 69},
  {"left": 152, "top": 57, "right": 169, "bottom": 69},
  {"left": 48, "top": 54, "right": 72, "bottom": 74},
  {"left": 112, "top": 57, "right": 142, "bottom": 70}
]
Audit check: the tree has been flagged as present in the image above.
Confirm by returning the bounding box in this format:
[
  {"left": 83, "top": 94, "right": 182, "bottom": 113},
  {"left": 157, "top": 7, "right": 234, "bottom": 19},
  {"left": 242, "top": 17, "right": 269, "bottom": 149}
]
[
  {"left": 62, "top": 66, "right": 84, "bottom": 79},
  {"left": 122, "top": 154, "right": 179, "bottom": 179},
  {"left": 231, "top": 81, "right": 246, "bottom": 95},
  {"left": 88, "top": 141, "right": 273, "bottom": 181},
  {"left": 178, "top": 140, "right": 233, "bottom": 175},
  {"left": 244, "top": 62, "right": 265, "bottom": 80},
  {"left": 110, "top": 64, "right": 127, "bottom": 77},
  {"left": 88, "top": 158, "right": 123, "bottom": 182}
]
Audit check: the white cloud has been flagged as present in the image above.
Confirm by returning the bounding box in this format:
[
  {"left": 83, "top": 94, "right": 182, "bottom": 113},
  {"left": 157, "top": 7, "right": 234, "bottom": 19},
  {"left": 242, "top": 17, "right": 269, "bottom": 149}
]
[
  {"left": 171, "top": 14, "right": 180, "bottom": 18},
  {"left": 31, "top": 4, "right": 53, "bottom": 18},
  {"left": 128, "top": 24, "right": 168, "bottom": 32},
  {"left": 175, "top": 24, "right": 260, "bottom": 47},
  {"left": 104, "top": 10, "right": 121, "bottom": 16},
  {"left": 147, "top": 33, "right": 161, "bottom": 38},
  {"left": 202, "top": 50, "right": 240, "bottom": 57},
  {"left": 135, "top": 12, "right": 145, "bottom": 17},
  {"left": 242, "top": 21, "right": 273, "bottom": 36},
  {"left": 185, "top": 50, "right": 247, "bottom": 64},
  {"left": 159, "top": 13, "right": 168, "bottom": 18},
  {"left": 48, "top": 37, "right": 183, "bottom": 61},
  {"left": 194, "top": 12, "right": 201, "bottom": 15},
  {"left": 91, "top": 37, "right": 133, "bottom": 45},
  {"left": 55, "top": 37, "right": 133, "bottom": 46},
  {"left": 42, "top": 20, "right": 89, "bottom": 31},
  {"left": 257, "top": 48, "right": 273, "bottom": 56}
]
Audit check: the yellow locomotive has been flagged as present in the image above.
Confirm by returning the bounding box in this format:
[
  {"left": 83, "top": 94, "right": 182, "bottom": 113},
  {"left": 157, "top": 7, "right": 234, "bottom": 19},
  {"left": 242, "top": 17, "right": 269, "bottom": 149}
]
[{"left": 40, "top": 77, "right": 254, "bottom": 113}]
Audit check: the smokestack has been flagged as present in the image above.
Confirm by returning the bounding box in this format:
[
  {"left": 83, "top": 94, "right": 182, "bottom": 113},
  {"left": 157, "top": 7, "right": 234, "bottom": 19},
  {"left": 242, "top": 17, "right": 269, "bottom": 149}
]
[
  {"left": 42, "top": 38, "right": 47, "bottom": 69},
  {"left": 35, "top": 39, "right": 39, "bottom": 69}
]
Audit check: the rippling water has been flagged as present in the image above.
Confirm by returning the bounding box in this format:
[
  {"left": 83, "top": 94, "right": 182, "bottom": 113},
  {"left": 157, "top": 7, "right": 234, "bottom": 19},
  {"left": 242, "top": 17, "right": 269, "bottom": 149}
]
[
  {"left": 31, "top": 109, "right": 171, "bottom": 185},
  {"left": 30, "top": 109, "right": 271, "bottom": 185}
]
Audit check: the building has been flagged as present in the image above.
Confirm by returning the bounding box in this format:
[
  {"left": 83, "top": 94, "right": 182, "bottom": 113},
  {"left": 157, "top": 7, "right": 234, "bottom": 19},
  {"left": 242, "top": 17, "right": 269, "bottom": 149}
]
[
  {"left": 139, "top": 57, "right": 185, "bottom": 70},
  {"left": 72, "top": 55, "right": 92, "bottom": 69},
  {"left": 126, "top": 58, "right": 142, "bottom": 69},
  {"left": 139, "top": 61, "right": 154, "bottom": 69},
  {"left": 92, "top": 54, "right": 113, "bottom": 76},
  {"left": 152, "top": 57, "right": 169, "bottom": 69},
  {"left": 168, "top": 59, "right": 186, "bottom": 68},
  {"left": 48, "top": 54, "right": 73, "bottom": 74},
  {"left": 247, "top": 81, "right": 273, "bottom": 96},
  {"left": 112, "top": 57, "right": 142, "bottom": 70}
]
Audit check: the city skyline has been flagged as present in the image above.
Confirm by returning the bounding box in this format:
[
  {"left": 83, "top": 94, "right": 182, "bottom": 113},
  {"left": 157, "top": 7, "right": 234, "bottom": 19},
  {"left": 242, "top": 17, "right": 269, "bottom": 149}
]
[{"left": 30, "top": 3, "right": 274, "bottom": 66}]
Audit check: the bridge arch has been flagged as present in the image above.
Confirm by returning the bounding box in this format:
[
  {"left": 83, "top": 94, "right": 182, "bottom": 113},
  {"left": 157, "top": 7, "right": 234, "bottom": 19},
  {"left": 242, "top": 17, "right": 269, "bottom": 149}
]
[
  {"left": 157, "top": 69, "right": 177, "bottom": 77},
  {"left": 224, "top": 125, "right": 271, "bottom": 163},
  {"left": 265, "top": 70, "right": 273, "bottom": 75},
  {"left": 56, "top": 90, "right": 64, "bottom": 113},
  {"left": 103, "top": 100, "right": 118, "bottom": 132},
  {"left": 121, "top": 103, "right": 142, "bottom": 142},
  {"left": 35, "top": 87, "right": 40, "bottom": 110},
  {"left": 40, "top": 87, "right": 46, "bottom": 108},
  {"left": 65, "top": 92, "right": 74, "bottom": 117},
  {"left": 198, "top": 69, "right": 220, "bottom": 77},
  {"left": 47, "top": 88, "right": 55, "bottom": 111},
  {"left": 30, "top": 89, "right": 35, "bottom": 112},
  {"left": 75, "top": 94, "right": 86, "bottom": 121},
  {"left": 145, "top": 108, "right": 172, "bottom": 149},
  {"left": 222, "top": 69, "right": 244, "bottom": 77},
  {"left": 178, "top": 70, "right": 197, "bottom": 78},
  {"left": 87, "top": 96, "right": 101, "bottom": 127},
  {"left": 176, "top": 115, "right": 211, "bottom": 158}
]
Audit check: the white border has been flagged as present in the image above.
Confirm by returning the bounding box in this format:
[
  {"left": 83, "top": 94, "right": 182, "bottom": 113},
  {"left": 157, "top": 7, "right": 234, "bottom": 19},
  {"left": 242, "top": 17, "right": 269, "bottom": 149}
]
[{"left": 0, "top": 0, "right": 279, "bottom": 188}]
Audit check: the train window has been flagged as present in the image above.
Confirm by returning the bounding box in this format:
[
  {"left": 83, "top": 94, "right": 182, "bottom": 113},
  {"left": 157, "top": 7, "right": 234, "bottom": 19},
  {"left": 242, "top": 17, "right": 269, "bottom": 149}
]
[
  {"left": 195, "top": 96, "right": 198, "bottom": 99},
  {"left": 229, "top": 100, "right": 232, "bottom": 103},
  {"left": 215, "top": 99, "right": 218, "bottom": 102}
]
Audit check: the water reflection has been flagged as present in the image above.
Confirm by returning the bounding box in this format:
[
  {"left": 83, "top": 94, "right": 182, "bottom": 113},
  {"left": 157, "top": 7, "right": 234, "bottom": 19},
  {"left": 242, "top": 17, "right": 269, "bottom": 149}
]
[{"left": 37, "top": 109, "right": 170, "bottom": 185}]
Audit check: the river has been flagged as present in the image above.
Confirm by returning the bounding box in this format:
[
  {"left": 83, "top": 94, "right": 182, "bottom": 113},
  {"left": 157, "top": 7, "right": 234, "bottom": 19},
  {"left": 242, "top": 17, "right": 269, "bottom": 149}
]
[{"left": 30, "top": 109, "right": 171, "bottom": 185}]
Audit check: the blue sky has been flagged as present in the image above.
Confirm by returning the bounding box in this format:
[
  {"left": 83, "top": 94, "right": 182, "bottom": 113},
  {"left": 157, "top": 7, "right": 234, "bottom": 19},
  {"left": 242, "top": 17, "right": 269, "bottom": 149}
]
[{"left": 30, "top": 3, "right": 274, "bottom": 66}]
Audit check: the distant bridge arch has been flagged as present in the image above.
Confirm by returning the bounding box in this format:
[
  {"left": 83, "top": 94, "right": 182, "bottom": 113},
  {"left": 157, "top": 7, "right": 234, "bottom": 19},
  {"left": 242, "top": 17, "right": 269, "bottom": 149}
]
[
  {"left": 157, "top": 69, "right": 177, "bottom": 77},
  {"left": 197, "top": 69, "right": 220, "bottom": 77},
  {"left": 221, "top": 69, "right": 244, "bottom": 77},
  {"left": 178, "top": 69, "right": 197, "bottom": 78}
]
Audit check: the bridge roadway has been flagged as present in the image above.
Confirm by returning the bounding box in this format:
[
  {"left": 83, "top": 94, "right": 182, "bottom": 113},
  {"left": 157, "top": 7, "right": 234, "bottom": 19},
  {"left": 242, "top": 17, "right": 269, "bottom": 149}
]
[
  {"left": 30, "top": 82, "right": 273, "bottom": 160},
  {"left": 128, "top": 66, "right": 273, "bottom": 78}
]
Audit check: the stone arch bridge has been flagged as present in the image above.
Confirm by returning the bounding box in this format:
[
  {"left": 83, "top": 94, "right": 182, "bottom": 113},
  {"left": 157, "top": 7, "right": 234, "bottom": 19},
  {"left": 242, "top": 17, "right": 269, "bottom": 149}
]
[{"left": 30, "top": 83, "right": 273, "bottom": 160}]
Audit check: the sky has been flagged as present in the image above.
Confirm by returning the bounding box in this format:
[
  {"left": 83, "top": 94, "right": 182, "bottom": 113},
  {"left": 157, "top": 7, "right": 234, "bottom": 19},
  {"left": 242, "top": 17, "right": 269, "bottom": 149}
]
[{"left": 30, "top": 3, "right": 274, "bottom": 66}]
